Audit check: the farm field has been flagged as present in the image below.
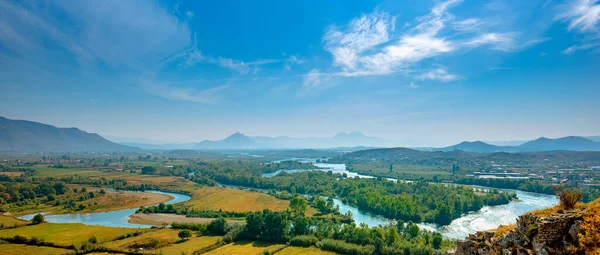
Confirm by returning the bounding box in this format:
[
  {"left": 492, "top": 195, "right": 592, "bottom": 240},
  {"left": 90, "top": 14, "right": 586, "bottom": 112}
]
[
  {"left": 0, "top": 223, "right": 146, "bottom": 246},
  {"left": 157, "top": 235, "right": 221, "bottom": 254},
  {"left": 204, "top": 240, "right": 286, "bottom": 255},
  {"left": 185, "top": 186, "right": 291, "bottom": 212},
  {"left": 276, "top": 246, "right": 339, "bottom": 255},
  {"left": 128, "top": 213, "right": 245, "bottom": 225},
  {"left": 104, "top": 228, "right": 181, "bottom": 251},
  {"left": 0, "top": 244, "right": 72, "bottom": 255},
  {"left": 0, "top": 215, "right": 29, "bottom": 228}
]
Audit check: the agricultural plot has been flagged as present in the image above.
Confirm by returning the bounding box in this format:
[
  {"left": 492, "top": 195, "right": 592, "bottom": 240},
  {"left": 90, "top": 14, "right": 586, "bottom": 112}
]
[
  {"left": 0, "top": 244, "right": 72, "bottom": 255},
  {"left": 276, "top": 246, "right": 339, "bottom": 255},
  {"left": 204, "top": 240, "right": 286, "bottom": 255},
  {"left": 0, "top": 223, "right": 146, "bottom": 246}
]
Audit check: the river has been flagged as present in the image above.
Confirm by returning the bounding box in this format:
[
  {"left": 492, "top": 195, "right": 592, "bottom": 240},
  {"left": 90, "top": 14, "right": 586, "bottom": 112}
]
[
  {"left": 19, "top": 190, "right": 190, "bottom": 228},
  {"left": 261, "top": 161, "right": 558, "bottom": 239}
]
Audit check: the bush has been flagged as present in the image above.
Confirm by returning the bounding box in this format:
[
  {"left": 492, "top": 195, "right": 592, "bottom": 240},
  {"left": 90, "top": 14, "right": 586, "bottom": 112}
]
[
  {"left": 316, "top": 239, "right": 375, "bottom": 255},
  {"left": 32, "top": 214, "right": 44, "bottom": 224},
  {"left": 222, "top": 224, "right": 244, "bottom": 243},
  {"left": 88, "top": 235, "right": 97, "bottom": 244},
  {"left": 178, "top": 229, "right": 192, "bottom": 241},
  {"left": 290, "top": 235, "right": 319, "bottom": 247},
  {"left": 557, "top": 188, "right": 582, "bottom": 210},
  {"left": 208, "top": 217, "right": 228, "bottom": 235}
]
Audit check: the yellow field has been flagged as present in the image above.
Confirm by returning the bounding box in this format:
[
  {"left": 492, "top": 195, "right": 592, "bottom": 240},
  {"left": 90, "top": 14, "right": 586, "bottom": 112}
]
[
  {"left": 104, "top": 228, "right": 180, "bottom": 251},
  {"left": 0, "top": 244, "right": 72, "bottom": 255},
  {"left": 204, "top": 240, "right": 286, "bottom": 255},
  {"left": 158, "top": 235, "right": 221, "bottom": 254},
  {"left": 0, "top": 172, "right": 23, "bottom": 177},
  {"left": 0, "top": 223, "right": 146, "bottom": 246},
  {"left": 0, "top": 215, "right": 29, "bottom": 228},
  {"left": 186, "top": 187, "right": 292, "bottom": 212},
  {"left": 277, "top": 246, "right": 339, "bottom": 255}
]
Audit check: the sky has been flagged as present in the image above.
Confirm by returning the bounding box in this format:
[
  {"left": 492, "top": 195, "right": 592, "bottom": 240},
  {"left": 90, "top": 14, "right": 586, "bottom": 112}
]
[{"left": 0, "top": 0, "right": 599, "bottom": 146}]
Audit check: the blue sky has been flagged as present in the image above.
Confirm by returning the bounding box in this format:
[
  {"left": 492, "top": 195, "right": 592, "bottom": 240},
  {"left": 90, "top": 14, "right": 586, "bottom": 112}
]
[{"left": 0, "top": 0, "right": 599, "bottom": 146}]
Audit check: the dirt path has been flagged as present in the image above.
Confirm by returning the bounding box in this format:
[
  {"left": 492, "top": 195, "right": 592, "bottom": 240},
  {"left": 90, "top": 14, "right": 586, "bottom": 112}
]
[{"left": 128, "top": 213, "right": 244, "bottom": 225}]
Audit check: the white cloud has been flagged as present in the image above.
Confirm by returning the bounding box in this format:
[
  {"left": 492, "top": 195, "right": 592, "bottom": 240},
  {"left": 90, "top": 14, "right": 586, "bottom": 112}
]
[
  {"left": 562, "top": 42, "right": 600, "bottom": 54},
  {"left": 408, "top": 82, "right": 419, "bottom": 88},
  {"left": 303, "top": 69, "right": 323, "bottom": 87},
  {"left": 144, "top": 83, "right": 228, "bottom": 104},
  {"left": 318, "top": 0, "right": 543, "bottom": 82},
  {"left": 464, "top": 33, "right": 517, "bottom": 51},
  {"left": 557, "top": 0, "right": 600, "bottom": 34},
  {"left": 417, "top": 68, "right": 458, "bottom": 82},
  {"left": 557, "top": 0, "right": 600, "bottom": 54}
]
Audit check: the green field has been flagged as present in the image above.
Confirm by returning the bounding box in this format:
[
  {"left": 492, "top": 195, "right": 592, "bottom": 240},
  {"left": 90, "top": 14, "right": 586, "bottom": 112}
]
[
  {"left": 0, "top": 215, "right": 29, "bottom": 228},
  {"left": 0, "top": 244, "right": 72, "bottom": 255},
  {"left": 0, "top": 223, "right": 146, "bottom": 246}
]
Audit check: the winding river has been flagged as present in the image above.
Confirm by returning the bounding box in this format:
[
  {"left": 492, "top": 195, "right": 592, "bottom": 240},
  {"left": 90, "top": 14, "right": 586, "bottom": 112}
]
[
  {"left": 19, "top": 191, "right": 191, "bottom": 228},
  {"left": 262, "top": 161, "right": 559, "bottom": 239},
  {"left": 17, "top": 161, "right": 557, "bottom": 239}
]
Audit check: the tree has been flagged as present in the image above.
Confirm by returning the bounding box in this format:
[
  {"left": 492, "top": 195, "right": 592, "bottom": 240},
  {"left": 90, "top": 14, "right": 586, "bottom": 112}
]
[
  {"left": 178, "top": 229, "right": 192, "bottom": 241},
  {"left": 289, "top": 197, "right": 308, "bottom": 217},
  {"left": 292, "top": 217, "right": 310, "bottom": 235},
  {"left": 208, "top": 217, "right": 228, "bottom": 235},
  {"left": 314, "top": 197, "right": 328, "bottom": 213},
  {"left": 32, "top": 214, "right": 44, "bottom": 225},
  {"left": 432, "top": 233, "right": 443, "bottom": 249},
  {"left": 88, "top": 235, "right": 97, "bottom": 244},
  {"left": 407, "top": 224, "right": 420, "bottom": 239}
]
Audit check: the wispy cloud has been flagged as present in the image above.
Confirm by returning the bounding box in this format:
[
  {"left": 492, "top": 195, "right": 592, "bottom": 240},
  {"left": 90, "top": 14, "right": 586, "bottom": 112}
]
[
  {"left": 557, "top": 0, "right": 600, "bottom": 54},
  {"left": 143, "top": 83, "right": 229, "bottom": 104},
  {"left": 562, "top": 42, "right": 600, "bottom": 54},
  {"left": 315, "top": 0, "right": 538, "bottom": 84},
  {"left": 417, "top": 67, "right": 459, "bottom": 82},
  {"left": 303, "top": 69, "right": 323, "bottom": 88},
  {"left": 408, "top": 82, "right": 419, "bottom": 88}
]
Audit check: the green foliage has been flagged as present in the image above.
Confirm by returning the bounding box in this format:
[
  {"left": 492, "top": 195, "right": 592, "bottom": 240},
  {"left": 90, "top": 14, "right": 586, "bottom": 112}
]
[
  {"left": 88, "top": 235, "right": 97, "bottom": 244},
  {"left": 289, "top": 235, "right": 319, "bottom": 247},
  {"left": 289, "top": 196, "right": 308, "bottom": 217},
  {"left": 316, "top": 238, "right": 375, "bottom": 255},
  {"left": 432, "top": 233, "right": 443, "bottom": 249},
  {"left": 32, "top": 213, "right": 44, "bottom": 224},
  {"left": 208, "top": 217, "right": 228, "bottom": 235},
  {"left": 178, "top": 229, "right": 192, "bottom": 240}
]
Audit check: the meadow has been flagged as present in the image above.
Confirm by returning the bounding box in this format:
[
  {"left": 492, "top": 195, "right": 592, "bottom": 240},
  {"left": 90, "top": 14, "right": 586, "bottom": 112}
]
[
  {"left": 0, "top": 244, "right": 72, "bottom": 255},
  {"left": 204, "top": 240, "right": 286, "bottom": 255}
]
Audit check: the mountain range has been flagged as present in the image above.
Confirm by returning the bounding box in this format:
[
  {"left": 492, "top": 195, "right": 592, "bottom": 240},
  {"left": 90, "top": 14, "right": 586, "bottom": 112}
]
[
  {"left": 194, "top": 132, "right": 390, "bottom": 149},
  {"left": 0, "top": 116, "right": 138, "bottom": 153},
  {"left": 1, "top": 116, "right": 599, "bottom": 153},
  {"left": 437, "top": 136, "right": 600, "bottom": 152}
]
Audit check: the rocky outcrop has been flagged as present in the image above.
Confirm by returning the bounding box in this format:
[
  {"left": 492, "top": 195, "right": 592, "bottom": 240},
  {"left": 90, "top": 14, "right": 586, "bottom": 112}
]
[{"left": 455, "top": 211, "right": 583, "bottom": 255}]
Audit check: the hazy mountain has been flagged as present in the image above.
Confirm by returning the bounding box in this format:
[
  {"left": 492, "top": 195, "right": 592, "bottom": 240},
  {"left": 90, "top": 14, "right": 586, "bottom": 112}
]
[
  {"left": 119, "top": 142, "right": 197, "bottom": 150},
  {"left": 438, "top": 141, "right": 512, "bottom": 153},
  {"left": 518, "top": 136, "right": 600, "bottom": 151},
  {"left": 437, "top": 136, "right": 600, "bottom": 152},
  {"left": 0, "top": 116, "right": 139, "bottom": 153},
  {"left": 585, "top": 136, "right": 600, "bottom": 142},
  {"left": 194, "top": 132, "right": 391, "bottom": 149}
]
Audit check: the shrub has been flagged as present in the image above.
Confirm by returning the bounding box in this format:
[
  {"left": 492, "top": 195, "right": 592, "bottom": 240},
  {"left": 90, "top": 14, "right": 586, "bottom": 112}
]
[
  {"left": 32, "top": 213, "right": 44, "bottom": 224},
  {"left": 208, "top": 217, "right": 228, "bottom": 235},
  {"left": 316, "top": 239, "right": 375, "bottom": 255},
  {"left": 222, "top": 224, "right": 244, "bottom": 243},
  {"left": 290, "top": 235, "right": 319, "bottom": 247},
  {"left": 88, "top": 235, "right": 97, "bottom": 244},
  {"left": 178, "top": 230, "right": 192, "bottom": 241},
  {"left": 557, "top": 188, "right": 582, "bottom": 210}
]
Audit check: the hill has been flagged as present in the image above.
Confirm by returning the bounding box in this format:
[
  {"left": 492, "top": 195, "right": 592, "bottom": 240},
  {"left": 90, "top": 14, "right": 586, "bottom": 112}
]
[
  {"left": 437, "top": 136, "right": 600, "bottom": 153},
  {"left": 0, "top": 116, "right": 139, "bottom": 153}
]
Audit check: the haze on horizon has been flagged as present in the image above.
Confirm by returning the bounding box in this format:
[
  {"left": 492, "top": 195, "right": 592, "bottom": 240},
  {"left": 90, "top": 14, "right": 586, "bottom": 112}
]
[{"left": 1, "top": 0, "right": 599, "bottom": 147}]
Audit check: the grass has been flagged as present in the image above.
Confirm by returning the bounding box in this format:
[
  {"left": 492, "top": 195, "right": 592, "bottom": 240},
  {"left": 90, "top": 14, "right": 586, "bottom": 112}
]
[
  {"left": 0, "top": 223, "right": 147, "bottom": 246},
  {"left": 0, "top": 244, "right": 72, "bottom": 255},
  {"left": 104, "top": 228, "right": 180, "bottom": 251},
  {"left": 0, "top": 215, "right": 29, "bottom": 228},
  {"left": 204, "top": 240, "right": 286, "bottom": 255},
  {"left": 158, "top": 235, "right": 221, "bottom": 254},
  {"left": 185, "top": 187, "right": 292, "bottom": 212},
  {"left": 276, "top": 246, "right": 339, "bottom": 255},
  {"left": 16, "top": 165, "right": 93, "bottom": 177}
]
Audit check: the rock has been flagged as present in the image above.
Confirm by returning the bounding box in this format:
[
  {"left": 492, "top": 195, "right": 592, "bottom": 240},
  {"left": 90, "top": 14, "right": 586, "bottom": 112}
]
[
  {"left": 568, "top": 220, "right": 581, "bottom": 242},
  {"left": 456, "top": 240, "right": 477, "bottom": 255}
]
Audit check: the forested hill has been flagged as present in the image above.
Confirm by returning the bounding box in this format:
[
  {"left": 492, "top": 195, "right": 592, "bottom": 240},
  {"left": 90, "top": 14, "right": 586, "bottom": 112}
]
[{"left": 0, "top": 116, "right": 140, "bottom": 153}]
